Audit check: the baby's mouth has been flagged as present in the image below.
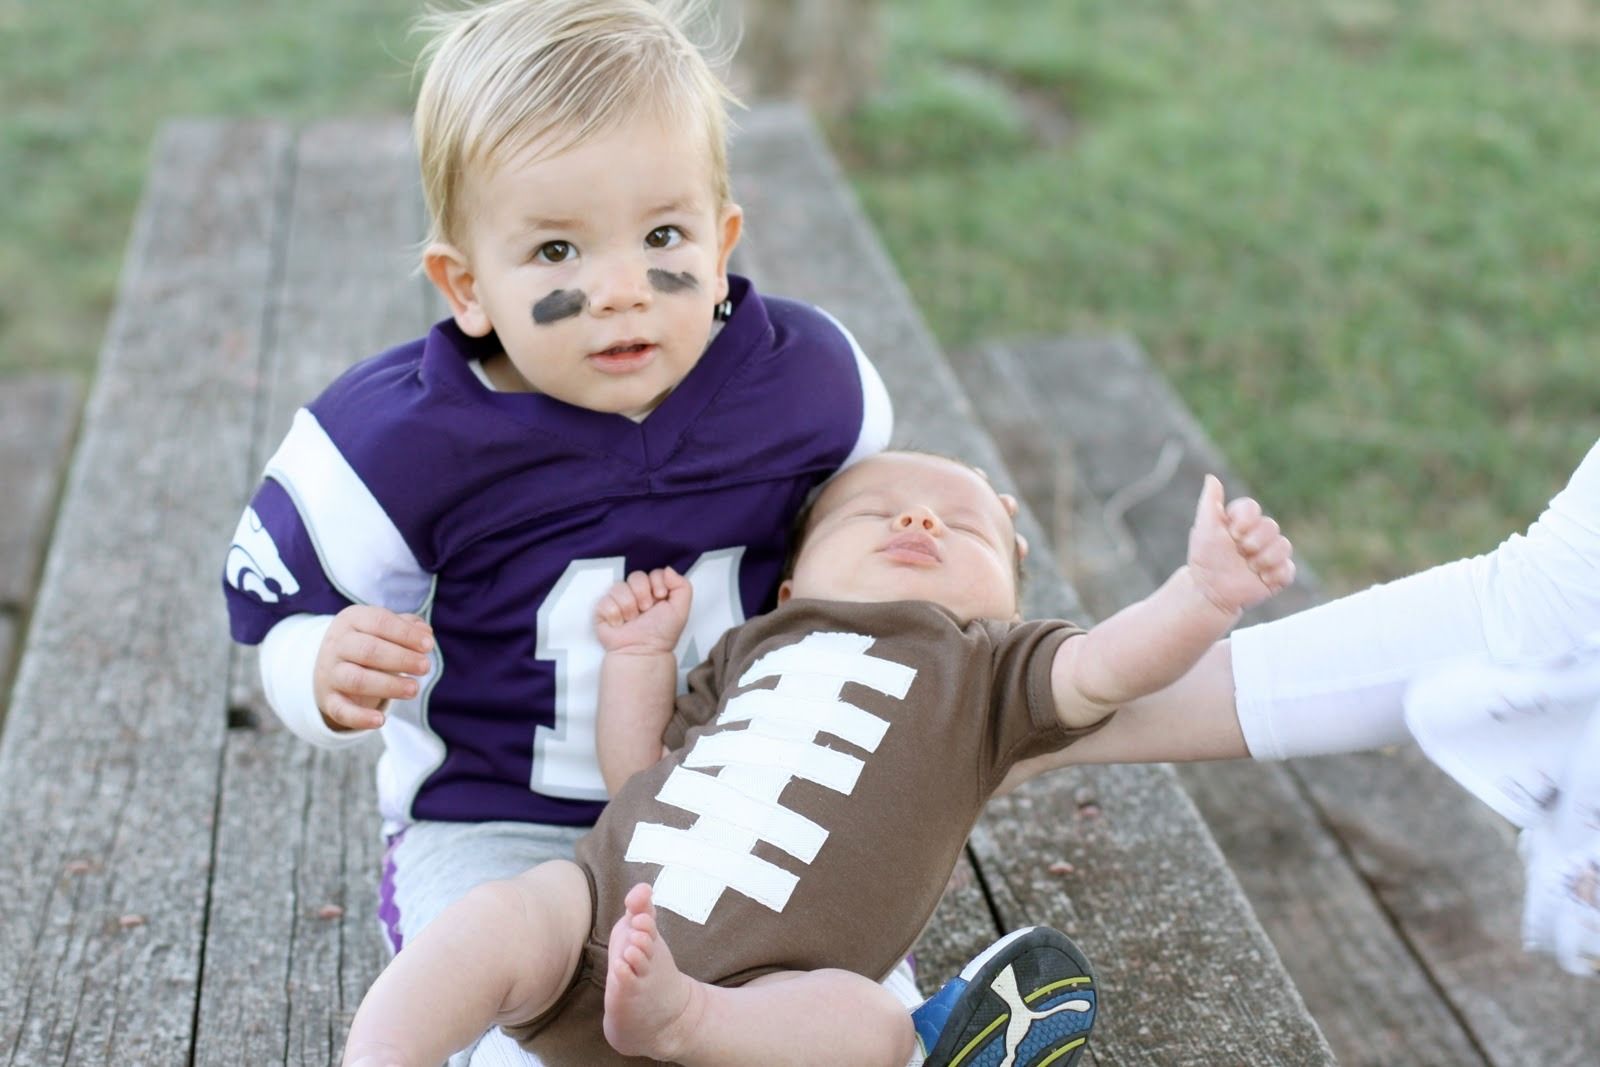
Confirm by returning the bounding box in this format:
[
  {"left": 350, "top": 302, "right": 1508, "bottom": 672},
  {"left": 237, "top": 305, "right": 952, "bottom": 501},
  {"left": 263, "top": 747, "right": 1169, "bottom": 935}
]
[{"left": 881, "top": 531, "right": 941, "bottom": 564}]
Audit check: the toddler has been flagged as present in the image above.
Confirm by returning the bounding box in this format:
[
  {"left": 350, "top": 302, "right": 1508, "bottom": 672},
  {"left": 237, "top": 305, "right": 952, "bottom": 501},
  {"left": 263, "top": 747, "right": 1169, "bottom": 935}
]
[{"left": 221, "top": 3, "right": 889, "bottom": 1062}]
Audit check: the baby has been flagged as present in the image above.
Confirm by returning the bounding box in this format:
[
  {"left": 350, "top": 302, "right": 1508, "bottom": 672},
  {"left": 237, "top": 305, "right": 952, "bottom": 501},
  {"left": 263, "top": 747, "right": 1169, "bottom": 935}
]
[{"left": 342, "top": 450, "right": 1295, "bottom": 1066}]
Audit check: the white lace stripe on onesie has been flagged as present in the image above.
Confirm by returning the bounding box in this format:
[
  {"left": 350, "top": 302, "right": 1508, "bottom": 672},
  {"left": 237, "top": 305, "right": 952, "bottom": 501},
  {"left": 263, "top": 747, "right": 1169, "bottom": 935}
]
[{"left": 1234, "top": 437, "right": 1600, "bottom": 760}]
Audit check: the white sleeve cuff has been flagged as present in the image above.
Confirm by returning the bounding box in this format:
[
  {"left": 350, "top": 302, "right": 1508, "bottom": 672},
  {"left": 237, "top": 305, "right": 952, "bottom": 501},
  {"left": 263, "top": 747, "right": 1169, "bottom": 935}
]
[
  {"left": 258, "top": 614, "right": 374, "bottom": 750},
  {"left": 1231, "top": 561, "right": 1490, "bottom": 759}
]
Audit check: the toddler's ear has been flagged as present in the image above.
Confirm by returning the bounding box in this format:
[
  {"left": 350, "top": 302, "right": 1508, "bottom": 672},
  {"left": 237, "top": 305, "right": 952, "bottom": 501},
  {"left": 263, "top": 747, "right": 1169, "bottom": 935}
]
[
  {"left": 424, "top": 243, "right": 492, "bottom": 337},
  {"left": 712, "top": 203, "right": 744, "bottom": 302}
]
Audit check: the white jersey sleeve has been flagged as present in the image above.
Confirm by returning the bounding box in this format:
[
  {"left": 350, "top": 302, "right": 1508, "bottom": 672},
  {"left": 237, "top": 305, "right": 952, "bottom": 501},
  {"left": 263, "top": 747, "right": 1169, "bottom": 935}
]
[
  {"left": 1233, "top": 437, "right": 1600, "bottom": 759},
  {"left": 816, "top": 308, "right": 893, "bottom": 468}
]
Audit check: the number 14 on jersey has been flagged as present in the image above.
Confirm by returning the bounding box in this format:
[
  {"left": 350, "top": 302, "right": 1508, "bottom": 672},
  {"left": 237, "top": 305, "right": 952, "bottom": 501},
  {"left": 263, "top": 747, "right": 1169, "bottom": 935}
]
[{"left": 531, "top": 550, "right": 746, "bottom": 801}]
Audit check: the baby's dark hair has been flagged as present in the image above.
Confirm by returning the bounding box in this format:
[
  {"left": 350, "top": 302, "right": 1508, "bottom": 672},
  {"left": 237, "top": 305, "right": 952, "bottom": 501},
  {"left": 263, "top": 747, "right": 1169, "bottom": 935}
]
[{"left": 780, "top": 448, "right": 1028, "bottom": 598}]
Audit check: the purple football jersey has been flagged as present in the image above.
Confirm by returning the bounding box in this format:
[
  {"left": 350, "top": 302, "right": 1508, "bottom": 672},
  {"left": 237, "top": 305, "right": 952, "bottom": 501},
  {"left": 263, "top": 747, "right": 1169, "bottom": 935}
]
[{"left": 223, "top": 277, "right": 891, "bottom": 830}]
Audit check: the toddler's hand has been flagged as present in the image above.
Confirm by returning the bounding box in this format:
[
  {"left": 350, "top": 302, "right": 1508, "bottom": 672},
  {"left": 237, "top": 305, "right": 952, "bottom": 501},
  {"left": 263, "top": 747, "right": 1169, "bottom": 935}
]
[
  {"left": 595, "top": 568, "right": 692, "bottom": 655},
  {"left": 1186, "top": 475, "right": 1295, "bottom": 615},
  {"left": 314, "top": 606, "right": 434, "bottom": 732}
]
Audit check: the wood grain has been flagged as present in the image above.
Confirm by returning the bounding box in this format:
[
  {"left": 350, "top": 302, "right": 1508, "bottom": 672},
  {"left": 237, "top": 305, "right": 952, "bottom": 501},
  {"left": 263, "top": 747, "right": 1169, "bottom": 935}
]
[
  {"left": 193, "top": 117, "right": 428, "bottom": 1067},
  {"left": 0, "top": 120, "right": 292, "bottom": 1065}
]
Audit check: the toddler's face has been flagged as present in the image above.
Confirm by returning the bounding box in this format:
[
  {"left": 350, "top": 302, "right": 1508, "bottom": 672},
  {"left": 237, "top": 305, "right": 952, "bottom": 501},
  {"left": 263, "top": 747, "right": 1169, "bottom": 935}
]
[
  {"left": 447, "top": 109, "right": 741, "bottom": 418},
  {"left": 783, "top": 453, "right": 1021, "bottom": 622}
]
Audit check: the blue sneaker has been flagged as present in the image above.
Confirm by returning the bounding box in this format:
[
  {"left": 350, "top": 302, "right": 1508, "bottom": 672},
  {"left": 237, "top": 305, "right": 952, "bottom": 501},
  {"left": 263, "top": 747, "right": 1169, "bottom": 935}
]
[{"left": 911, "top": 926, "right": 1097, "bottom": 1067}]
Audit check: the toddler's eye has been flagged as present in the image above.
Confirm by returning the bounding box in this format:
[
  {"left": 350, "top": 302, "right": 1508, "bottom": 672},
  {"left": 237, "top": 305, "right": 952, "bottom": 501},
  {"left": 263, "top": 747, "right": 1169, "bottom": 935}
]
[
  {"left": 535, "top": 241, "right": 573, "bottom": 264},
  {"left": 645, "top": 226, "right": 683, "bottom": 249}
]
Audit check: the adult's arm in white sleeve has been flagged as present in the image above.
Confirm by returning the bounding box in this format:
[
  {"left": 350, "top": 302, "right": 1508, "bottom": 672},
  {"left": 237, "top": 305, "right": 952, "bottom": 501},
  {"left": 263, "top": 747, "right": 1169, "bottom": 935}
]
[
  {"left": 258, "top": 613, "right": 373, "bottom": 750},
  {"left": 1233, "top": 437, "right": 1600, "bottom": 759}
]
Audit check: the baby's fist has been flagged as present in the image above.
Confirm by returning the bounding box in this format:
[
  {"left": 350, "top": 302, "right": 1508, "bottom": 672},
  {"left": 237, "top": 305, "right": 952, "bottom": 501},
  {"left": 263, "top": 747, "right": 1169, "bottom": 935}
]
[
  {"left": 595, "top": 567, "right": 692, "bottom": 654},
  {"left": 1188, "top": 475, "right": 1296, "bottom": 614}
]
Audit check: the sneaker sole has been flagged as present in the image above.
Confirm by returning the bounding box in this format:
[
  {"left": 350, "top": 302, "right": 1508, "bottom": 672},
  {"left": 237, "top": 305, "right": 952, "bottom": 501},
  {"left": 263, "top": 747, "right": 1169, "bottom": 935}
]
[{"left": 921, "top": 926, "right": 1097, "bottom": 1067}]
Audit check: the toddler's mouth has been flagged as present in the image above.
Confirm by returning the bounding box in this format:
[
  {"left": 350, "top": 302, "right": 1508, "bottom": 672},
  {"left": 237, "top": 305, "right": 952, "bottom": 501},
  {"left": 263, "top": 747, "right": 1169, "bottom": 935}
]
[
  {"left": 596, "top": 341, "right": 651, "bottom": 357},
  {"left": 588, "top": 340, "right": 657, "bottom": 372}
]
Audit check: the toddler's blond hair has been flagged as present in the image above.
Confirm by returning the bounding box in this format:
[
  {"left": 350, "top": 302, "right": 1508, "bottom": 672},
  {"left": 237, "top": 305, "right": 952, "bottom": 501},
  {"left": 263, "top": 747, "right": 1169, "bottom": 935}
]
[{"left": 414, "top": 0, "right": 738, "bottom": 248}]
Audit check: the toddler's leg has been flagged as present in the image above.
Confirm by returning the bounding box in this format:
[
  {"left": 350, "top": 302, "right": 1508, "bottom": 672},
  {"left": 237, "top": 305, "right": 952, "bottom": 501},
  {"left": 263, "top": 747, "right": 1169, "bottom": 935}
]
[
  {"left": 603, "top": 883, "right": 915, "bottom": 1067},
  {"left": 381, "top": 820, "right": 584, "bottom": 1066},
  {"left": 345, "top": 860, "right": 591, "bottom": 1067}
]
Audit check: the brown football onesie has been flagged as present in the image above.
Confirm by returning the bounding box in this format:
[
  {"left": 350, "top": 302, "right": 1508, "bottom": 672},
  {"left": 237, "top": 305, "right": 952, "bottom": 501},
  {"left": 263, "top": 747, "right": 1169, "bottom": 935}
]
[{"left": 505, "top": 598, "right": 1102, "bottom": 1064}]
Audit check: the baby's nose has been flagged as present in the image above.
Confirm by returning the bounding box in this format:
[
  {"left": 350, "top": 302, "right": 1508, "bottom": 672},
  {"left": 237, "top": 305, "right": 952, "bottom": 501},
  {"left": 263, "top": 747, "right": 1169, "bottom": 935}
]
[{"left": 895, "top": 507, "right": 942, "bottom": 533}]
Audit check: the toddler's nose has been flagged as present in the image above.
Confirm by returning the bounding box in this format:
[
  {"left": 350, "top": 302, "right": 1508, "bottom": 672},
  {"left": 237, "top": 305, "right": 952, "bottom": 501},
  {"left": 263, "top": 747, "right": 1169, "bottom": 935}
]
[{"left": 591, "top": 259, "right": 652, "bottom": 314}]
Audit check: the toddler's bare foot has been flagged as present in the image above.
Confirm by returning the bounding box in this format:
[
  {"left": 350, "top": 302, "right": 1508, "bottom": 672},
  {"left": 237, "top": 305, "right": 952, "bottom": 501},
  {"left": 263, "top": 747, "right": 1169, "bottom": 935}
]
[{"left": 602, "top": 883, "right": 702, "bottom": 1060}]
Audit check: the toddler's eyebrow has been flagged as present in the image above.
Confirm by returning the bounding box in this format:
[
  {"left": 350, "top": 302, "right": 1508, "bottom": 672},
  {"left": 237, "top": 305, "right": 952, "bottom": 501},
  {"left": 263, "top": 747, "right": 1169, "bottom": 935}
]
[
  {"left": 646, "top": 198, "right": 699, "bottom": 217},
  {"left": 518, "top": 216, "right": 583, "bottom": 234}
]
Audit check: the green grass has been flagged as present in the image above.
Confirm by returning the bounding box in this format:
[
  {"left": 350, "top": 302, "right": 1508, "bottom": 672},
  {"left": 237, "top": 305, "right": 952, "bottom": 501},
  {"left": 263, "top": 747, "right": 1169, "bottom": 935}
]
[
  {"left": 0, "top": 0, "right": 421, "bottom": 380},
  {"left": 3, "top": 0, "right": 1596, "bottom": 591},
  {"left": 838, "top": 0, "right": 1600, "bottom": 589}
]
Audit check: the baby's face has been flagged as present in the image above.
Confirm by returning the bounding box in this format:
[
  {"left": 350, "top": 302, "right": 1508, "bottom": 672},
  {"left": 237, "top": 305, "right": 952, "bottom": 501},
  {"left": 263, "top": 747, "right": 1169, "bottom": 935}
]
[
  {"left": 783, "top": 453, "right": 1021, "bottom": 622},
  {"left": 452, "top": 108, "right": 741, "bottom": 418}
]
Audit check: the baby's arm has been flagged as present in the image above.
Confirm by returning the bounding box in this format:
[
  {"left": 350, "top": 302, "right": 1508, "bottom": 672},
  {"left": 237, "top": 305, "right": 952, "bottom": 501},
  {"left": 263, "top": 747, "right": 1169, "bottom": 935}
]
[
  {"left": 1051, "top": 476, "right": 1294, "bottom": 728},
  {"left": 343, "top": 862, "right": 590, "bottom": 1067},
  {"left": 594, "top": 568, "right": 692, "bottom": 794},
  {"left": 1021, "top": 436, "right": 1600, "bottom": 772}
]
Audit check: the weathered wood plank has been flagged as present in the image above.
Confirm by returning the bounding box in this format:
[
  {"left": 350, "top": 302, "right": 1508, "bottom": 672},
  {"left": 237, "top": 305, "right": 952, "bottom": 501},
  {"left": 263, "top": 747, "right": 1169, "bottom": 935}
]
[
  {"left": 1299, "top": 745, "right": 1598, "bottom": 1067},
  {"left": 731, "top": 104, "right": 1332, "bottom": 1062},
  {"left": 0, "top": 121, "right": 292, "bottom": 1064},
  {"left": 194, "top": 117, "right": 428, "bottom": 1067},
  {"left": 975, "top": 765, "right": 1333, "bottom": 1066},
  {"left": 984, "top": 333, "right": 1596, "bottom": 1066},
  {"left": 0, "top": 374, "right": 80, "bottom": 611},
  {"left": 0, "top": 613, "right": 16, "bottom": 704}
]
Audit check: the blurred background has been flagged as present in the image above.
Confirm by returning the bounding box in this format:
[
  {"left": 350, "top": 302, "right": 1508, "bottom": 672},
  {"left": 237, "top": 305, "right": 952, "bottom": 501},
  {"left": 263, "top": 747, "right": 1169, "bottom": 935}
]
[{"left": 2, "top": 0, "right": 1597, "bottom": 594}]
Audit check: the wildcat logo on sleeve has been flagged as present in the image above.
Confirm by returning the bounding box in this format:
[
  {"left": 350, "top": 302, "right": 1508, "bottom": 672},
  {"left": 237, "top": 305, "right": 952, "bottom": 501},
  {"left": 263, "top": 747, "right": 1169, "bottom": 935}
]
[{"left": 225, "top": 506, "right": 301, "bottom": 604}]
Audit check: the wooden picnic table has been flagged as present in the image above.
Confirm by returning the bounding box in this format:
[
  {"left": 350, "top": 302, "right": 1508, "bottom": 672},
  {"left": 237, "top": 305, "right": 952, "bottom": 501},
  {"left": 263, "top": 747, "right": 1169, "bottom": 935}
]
[{"left": 0, "top": 107, "right": 1337, "bottom": 1065}]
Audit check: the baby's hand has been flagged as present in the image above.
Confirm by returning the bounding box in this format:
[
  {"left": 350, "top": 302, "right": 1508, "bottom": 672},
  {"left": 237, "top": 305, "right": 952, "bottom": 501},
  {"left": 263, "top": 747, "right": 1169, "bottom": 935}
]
[
  {"left": 1186, "top": 475, "right": 1295, "bottom": 615},
  {"left": 314, "top": 606, "right": 434, "bottom": 733},
  {"left": 595, "top": 567, "right": 692, "bottom": 655}
]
